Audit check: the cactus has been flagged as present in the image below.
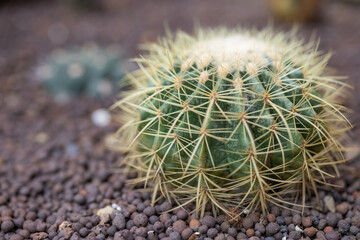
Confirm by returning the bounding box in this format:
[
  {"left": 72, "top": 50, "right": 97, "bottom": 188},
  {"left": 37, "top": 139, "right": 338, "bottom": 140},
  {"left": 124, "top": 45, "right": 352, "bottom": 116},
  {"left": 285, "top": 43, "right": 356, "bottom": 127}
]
[
  {"left": 36, "top": 44, "right": 124, "bottom": 100},
  {"left": 111, "top": 27, "right": 350, "bottom": 216}
]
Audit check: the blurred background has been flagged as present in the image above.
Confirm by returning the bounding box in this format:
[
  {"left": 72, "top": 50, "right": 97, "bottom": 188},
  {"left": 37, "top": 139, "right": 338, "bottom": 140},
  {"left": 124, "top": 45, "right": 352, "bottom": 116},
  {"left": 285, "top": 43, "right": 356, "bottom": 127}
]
[
  {"left": 1, "top": 0, "right": 359, "bottom": 166},
  {"left": 0, "top": 2, "right": 360, "bottom": 238}
]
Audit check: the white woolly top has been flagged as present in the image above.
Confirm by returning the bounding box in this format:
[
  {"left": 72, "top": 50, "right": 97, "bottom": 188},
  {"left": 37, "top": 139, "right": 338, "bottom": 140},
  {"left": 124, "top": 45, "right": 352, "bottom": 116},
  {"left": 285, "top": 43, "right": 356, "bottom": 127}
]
[{"left": 187, "top": 34, "right": 280, "bottom": 71}]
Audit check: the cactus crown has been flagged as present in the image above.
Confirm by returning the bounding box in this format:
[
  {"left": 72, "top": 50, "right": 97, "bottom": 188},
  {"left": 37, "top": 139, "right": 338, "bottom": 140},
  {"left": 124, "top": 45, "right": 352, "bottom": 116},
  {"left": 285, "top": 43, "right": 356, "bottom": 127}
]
[{"left": 111, "top": 27, "right": 350, "bottom": 216}]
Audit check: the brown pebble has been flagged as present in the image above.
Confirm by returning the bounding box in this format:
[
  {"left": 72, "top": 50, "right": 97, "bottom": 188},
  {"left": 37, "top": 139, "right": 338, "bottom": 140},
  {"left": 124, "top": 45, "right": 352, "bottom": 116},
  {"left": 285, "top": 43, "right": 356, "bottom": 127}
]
[
  {"left": 324, "top": 226, "right": 334, "bottom": 233},
  {"left": 302, "top": 217, "right": 313, "bottom": 228},
  {"left": 173, "top": 220, "right": 187, "bottom": 233},
  {"left": 304, "top": 227, "right": 317, "bottom": 237},
  {"left": 189, "top": 219, "right": 201, "bottom": 231},
  {"left": 246, "top": 229, "right": 255, "bottom": 237},
  {"left": 267, "top": 214, "right": 276, "bottom": 223},
  {"left": 335, "top": 202, "right": 349, "bottom": 215}
]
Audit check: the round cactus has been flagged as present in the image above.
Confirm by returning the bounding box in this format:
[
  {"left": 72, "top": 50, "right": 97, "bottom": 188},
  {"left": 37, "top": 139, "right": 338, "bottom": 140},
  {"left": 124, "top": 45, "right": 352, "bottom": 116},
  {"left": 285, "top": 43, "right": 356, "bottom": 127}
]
[{"left": 111, "top": 27, "right": 350, "bottom": 216}]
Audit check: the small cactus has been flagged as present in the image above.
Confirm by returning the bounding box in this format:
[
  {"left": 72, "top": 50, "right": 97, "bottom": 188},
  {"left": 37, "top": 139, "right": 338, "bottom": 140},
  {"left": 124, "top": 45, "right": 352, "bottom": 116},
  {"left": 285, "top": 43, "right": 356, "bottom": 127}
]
[
  {"left": 111, "top": 27, "right": 350, "bottom": 216},
  {"left": 36, "top": 44, "right": 124, "bottom": 100}
]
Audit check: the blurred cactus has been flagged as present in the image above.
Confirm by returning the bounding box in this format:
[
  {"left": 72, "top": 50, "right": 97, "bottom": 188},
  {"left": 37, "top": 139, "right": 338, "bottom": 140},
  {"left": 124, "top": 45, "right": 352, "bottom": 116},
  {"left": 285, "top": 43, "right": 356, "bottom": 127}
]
[
  {"left": 268, "top": 0, "right": 322, "bottom": 22},
  {"left": 36, "top": 44, "right": 124, "bottom": 100},
  {"left": 110, "top": 27, "right": 350, "bottom": 216}
]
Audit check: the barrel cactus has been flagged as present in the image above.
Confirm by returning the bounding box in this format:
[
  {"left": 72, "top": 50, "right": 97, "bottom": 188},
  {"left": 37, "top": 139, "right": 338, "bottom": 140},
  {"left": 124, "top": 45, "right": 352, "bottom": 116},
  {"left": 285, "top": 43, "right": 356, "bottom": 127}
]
[
  {"left": 36, "top": 44, "right": 124, "bottom": 101},
  {"left": 111, "top": 27, "right": 350, "bottom": 216}
]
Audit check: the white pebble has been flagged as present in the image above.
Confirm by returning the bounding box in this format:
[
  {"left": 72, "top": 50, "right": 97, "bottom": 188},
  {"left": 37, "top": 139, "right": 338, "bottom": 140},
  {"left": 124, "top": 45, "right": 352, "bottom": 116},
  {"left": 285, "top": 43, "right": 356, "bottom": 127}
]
[
  {"left": 111, "top": 203, "right": 122, "bottom": 211},
  {"left": 295, "top": 225, "right": 303, "bottom": 232},
  {"left": 324, "top": 195, "right": 336, "bottom": 213},
  {"left": 91, "top": 108, "right": 111, "bottom": 127}
]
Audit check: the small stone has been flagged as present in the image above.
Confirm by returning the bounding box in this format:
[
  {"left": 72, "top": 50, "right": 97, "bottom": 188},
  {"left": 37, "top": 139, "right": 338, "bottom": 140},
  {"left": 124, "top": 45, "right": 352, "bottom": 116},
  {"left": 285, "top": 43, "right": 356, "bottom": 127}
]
[
  {"left": 289, "top": 231, "right": 301, "bottom": 240},
  {"left": 324, "top": 195, "right": 336, "bottom": 213},
  {"left": 335, "top": 202, "right": 349, "bottom": 215},
  {"left": 143, "top": 206, "right": 155, "bottom": 217},
  {"left": 246, "top": 229, "right": 255, "bottom": 237},
  {"left": 182, "top": 227, "right": 193, "bottom": 240},
  {"left": 9, "top": 234, "right": 23, "bottom": 240},
  {"left": 134, "top": 213, "right": 148, "bottom": 227},
  {"left": 153, "top": 221, "right": 164, "bottom": 233},
  {"left": 302, "top": 217, "right": 313, "bottom": 227},
  {"left": 293, "top": 214, "right": 302, "bottom": 225},
  {"left": 207, "top": 228, "right": 219, "bottom": 238},
  {"left": 96, "top": 206, "right": 114, "bottom": 224},
  {"left": 266, "top": 222, "right": 280, "bottom": 236},
  {"left": 318, "top": 219, "right": 327, "bottom": 230},
  {"left": 173, "top": 220, "right": 187, "bottom": 233},
  {"left": 30, "top": 232, "right": 48, "bottom": 240},
  {"left": 74, "top": 194, "right": 86, "bottom": 205},
  {"left": 337, "top": 219, "right": 350, "bottom": 234},
  {"left": 228, "top": 227, "right": 237, "bottom": 237},
  {"left": 273, "top": 232, "right": 282, "bottom": 240},
  {"left": 276, "top": 216, "right": 285, "bottom": 226},
  {"left": 325, "top": 230, "right": 340, "bottom": 240},
  {"left": 189, "top": 219, "right": 201, "bottom": 231},
  {"left": 324, "top": 226, "right": 334, "bottom": 233},
  {"left": 107, "top": 225, "right": 117, "bottom": 237},
  {"left": 326, "top": 213, "right": 338, "bottom": 227},
  {"left": 177, "top": 209, "right": 188, "bottom": 220},
  {"left": 304, "top": 227, "right": 317, "bottom": 237},
  {"left": 295, "top": 225, "right": 303, "bottom": 232},
  {"left": 220, "top": 221, "right": 230, "bottom": 232},
  {"left": 91, "top": 108, "right": 111, "bottom": 127},
  {"left": 79, "top": 228, "right": 89, "bottom": 237},
  {"left": 201, "top": 216, "right": 216, "bottom": 228},
  {"left": 215, "top": 233, "right": 226, "bottom": 240},
  {"left": 279, "top": 225, "right": 287, "bottom": 233},
  {"left": 1, "top": 220, "right": 14, "bottom": 233},
  {"left": 267, "top": 214, "right": 276, "bottom": 223},
  {"left": 113, "top": 213, "right": 126, "bottom": 230},
  {"left": 135, "top": 227, "right": 147, "bottom": 237},
  {"left": 23, "top": 220, "right": 36, "bottom": 233},
  {"left": 349, "top": 226, "right": 358, "bottom": 235},
  {"left": 243, "top": 217, "right": 254, "bottom": 229},
  {"left": 199, "top": 224, "right": 208, "bottom": 234},
  {"left": 255, "top": 223, "right": 266, "bottom": 234},
  {"left": 159, "top": 201, "right": 172, "bottom": 212}
]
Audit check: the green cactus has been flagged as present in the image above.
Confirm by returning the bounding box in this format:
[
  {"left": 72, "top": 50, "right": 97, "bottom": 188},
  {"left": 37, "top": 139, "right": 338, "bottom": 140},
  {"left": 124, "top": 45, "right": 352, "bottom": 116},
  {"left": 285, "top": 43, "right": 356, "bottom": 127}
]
[
  {"left": 111, "top": 27, "right": 350, "bottom": 216},
  {"left": 37, "top": 44, "right": 124, "bottom": 100}
]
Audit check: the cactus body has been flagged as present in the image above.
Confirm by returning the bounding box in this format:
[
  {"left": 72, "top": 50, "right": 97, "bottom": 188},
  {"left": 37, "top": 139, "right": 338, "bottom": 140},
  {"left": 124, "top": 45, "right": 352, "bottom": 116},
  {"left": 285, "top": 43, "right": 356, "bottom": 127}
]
[
  {"left": 37, "top": 44, "right": 124, "bottom": 99},
  {"left": 112, "top": 28, "right": 349, "bottom": 216}
]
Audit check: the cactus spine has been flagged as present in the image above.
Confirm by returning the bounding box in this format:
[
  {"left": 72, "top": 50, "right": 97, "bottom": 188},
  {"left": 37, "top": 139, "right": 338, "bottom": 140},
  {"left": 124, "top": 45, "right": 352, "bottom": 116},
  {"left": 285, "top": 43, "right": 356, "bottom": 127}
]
[{"left": 111, "top": 27, "right": 350, "bottom": 216}]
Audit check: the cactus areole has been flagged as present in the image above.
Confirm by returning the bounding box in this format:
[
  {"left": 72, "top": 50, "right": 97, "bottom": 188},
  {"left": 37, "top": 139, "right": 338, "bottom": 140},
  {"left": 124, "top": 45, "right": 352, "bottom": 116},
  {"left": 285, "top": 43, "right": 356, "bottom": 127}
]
[{"left": 112, "top": 28, "right": 349, "bottom": 216}]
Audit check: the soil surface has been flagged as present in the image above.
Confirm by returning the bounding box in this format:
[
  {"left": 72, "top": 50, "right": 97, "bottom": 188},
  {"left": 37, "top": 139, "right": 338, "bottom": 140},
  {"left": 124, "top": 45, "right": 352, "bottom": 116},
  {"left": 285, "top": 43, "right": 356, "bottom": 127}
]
[{"left": 0, "top": 1, "right": 360, "bottom": 240}]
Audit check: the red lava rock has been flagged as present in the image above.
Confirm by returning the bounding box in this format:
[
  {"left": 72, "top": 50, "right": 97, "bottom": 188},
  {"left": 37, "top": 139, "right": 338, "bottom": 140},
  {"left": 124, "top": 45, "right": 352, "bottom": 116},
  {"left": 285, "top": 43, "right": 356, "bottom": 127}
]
[
  {"left": 335, "top": 202, "right": 349, "bottom": 215},
  {"left": 304, "top": 227, "right": 318, "bottom": 237},
  {"left": 189, "top": 219, "right": 201, "bottom": 231},
  {"left": 324, "top": 226, "right": 334, "bottom": 233},
  {"left": 246, "top": 228, "right": 255, "bottom": 237},
  {"left": 302, "top": 217, "right": 313, "bottom": 227},
  {"left": 267, "top": 214, "right": 276, "bottom": 223}
]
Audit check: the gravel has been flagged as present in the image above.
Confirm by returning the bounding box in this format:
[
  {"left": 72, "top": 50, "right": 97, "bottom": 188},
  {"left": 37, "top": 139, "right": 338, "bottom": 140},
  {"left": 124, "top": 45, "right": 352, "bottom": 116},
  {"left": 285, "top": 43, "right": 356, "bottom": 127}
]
[{"left": 0, "top": 41, "right": 359, "bottom": 240}]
